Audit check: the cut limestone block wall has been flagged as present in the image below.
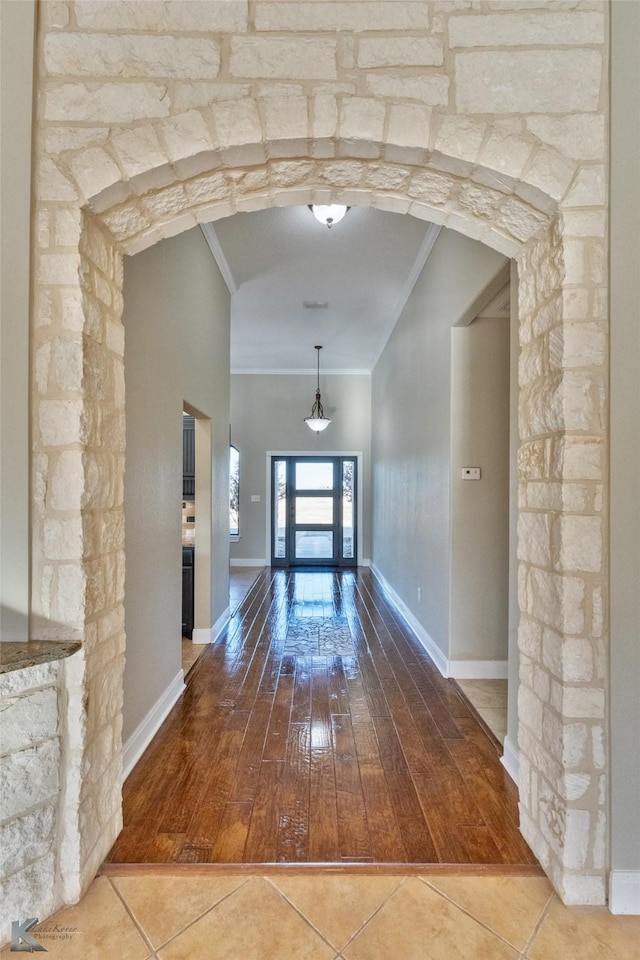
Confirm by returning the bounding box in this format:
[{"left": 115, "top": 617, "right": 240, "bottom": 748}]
[
  {"left": 13, "top": 0, "right": 611, "bottom": 928},
  {"left": 0, "top": 648, "right": 123, "bottom": 944},
  {"left": 0, "top": 650, "right": 114, "bottom": 940},
  {"left": 0, "top": 663, "right": 61, "bottom": 933}
]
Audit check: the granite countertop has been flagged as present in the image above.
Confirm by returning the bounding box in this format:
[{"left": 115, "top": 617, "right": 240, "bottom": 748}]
[{"left": 0, "top": 640, "right": 82, "bottom": 675}]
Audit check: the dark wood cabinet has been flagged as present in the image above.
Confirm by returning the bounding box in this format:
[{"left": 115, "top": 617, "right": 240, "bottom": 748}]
[
  {"left": 182, "top": 545, "right": 194, "bottom": 638},
  {"left": 183, "top": 416, "right": 195, "bottom": 499}
]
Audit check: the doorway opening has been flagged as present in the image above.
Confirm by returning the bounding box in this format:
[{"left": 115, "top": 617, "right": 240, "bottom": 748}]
[
  {"left": 181, "top": 405, "right": 213, "bottom": 676},
  {"left": 181, "top": 413, "right": 195, "bottom": 640},
  {"left": 271, "top": 456, "right": 357, "bottom": 568}
]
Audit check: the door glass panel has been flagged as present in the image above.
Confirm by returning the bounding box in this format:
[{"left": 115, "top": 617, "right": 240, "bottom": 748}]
[
  {"left": 295, "top": 461, "right": 333, "bottom": 490},
  {"left": 229, "top": 445, "right": 240, "bottom": 537},
  {"left": 295, "top": 531, "right": 334, "bottom": 559},
  {"left": 342, "top": 460, "right": 354, "bottom": 559},
  {"left": 273, "top": 460, "right": 287, "bottom": 559},
  {"left": 295, "top": 497, "right": 333, "bottom": 525}
]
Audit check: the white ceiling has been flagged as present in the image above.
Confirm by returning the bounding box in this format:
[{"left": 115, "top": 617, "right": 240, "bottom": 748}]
[{"left": 202, "top": 206, "right": 440, "bottom": 373}]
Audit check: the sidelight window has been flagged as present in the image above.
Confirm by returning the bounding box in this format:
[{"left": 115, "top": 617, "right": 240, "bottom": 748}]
[{"left": 230, "top": 444, "right": 240, "bottom": 538}]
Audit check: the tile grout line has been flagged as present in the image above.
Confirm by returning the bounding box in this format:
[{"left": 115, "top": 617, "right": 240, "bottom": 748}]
[
  {"left": 263, "top": 875, "right": 345, "bottom": 954},
  {"left": 338, "top": 876, "right": 410, "bottom": 954},
  {"left": 419, "top": 876, "right": 551, "bottom": 955},
  {"left": 107, "top": 876, "right": 160, "bottom": 960},
  {"left": 520, "top": 891, "right": 556, "bottom": 958},
  {"left": 264, "top": 874, "right": 407, "bottom": 955},
  {"left": 154, "top": 878, "right": 253, "bottom": 951},
  {"left": 111, "top": 875, "right": 251, "bottom": 954}
]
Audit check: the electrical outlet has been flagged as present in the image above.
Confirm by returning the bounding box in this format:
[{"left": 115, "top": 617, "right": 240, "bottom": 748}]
[
  {"left": 250, "top": 494, "right": 261, "bottom": 502},
  {"left": 417, "top": 587, "right": 422, "bottom": 602},
  {"left": 461, "top": 467, "right": 481, "bottom": 480}
]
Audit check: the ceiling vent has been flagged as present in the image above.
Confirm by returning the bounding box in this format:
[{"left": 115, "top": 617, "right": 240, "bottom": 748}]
[{"left": 303, "top": 301, "right": 329, "bottom": 310}]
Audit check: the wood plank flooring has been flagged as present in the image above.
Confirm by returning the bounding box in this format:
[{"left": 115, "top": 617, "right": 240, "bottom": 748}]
[{"left": 106, "top": 568, "right": 536, "bottom": 866}]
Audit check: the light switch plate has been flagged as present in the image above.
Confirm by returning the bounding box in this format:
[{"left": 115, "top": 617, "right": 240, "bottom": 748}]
[
  {"left": 250, "top": 494, "right": 261, "bottom": 502},
  {"left": 461, "top": 467, "right": 481, "bottom": 480}
]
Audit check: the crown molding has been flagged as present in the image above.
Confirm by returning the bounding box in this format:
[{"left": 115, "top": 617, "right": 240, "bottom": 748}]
[
  {"left": 370, "top": 222, "right": 442, "bottom": 370},
  {"left": 230, "top": 368, "right": 371, "bottom": 376},
  {"left": 200, "top": 222, "right": 237, "bottom": 295}
]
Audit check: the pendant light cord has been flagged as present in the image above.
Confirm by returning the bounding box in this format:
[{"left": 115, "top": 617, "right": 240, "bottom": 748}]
[{"left": 312, "top": 345, "right": 324, "bottom": 418}]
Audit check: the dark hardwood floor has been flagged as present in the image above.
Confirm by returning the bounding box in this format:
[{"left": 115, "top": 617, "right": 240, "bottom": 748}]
[{"left": 106, "top": 568, "right": 535, "bottom": 866}]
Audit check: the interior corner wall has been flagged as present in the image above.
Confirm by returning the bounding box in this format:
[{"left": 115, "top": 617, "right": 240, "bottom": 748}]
[
  {"left": 122, "top": 227, "right": 230, "bottom": 742},
  {"left": 610, "top": 0, "right": 640, "bottom": 888},
  {"left": 449, "top": 315, "right": 510, "bottom": 664},
  {"left": 0, "top": 0, "right": 35, "bottom": 640},
  {"left": 371, "top": 228, "right": 506, "bottom": 659},
  {"left": 230, "top": 373, "right": 372, "bottom": 562}
]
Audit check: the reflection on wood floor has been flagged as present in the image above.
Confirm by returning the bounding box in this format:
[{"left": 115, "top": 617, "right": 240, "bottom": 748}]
[{"left": 107, "top": 568, "right": 535, "bottom": 866}]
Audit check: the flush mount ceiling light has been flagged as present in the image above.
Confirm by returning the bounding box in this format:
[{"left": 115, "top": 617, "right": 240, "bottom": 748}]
[
  {"left": 304, "top": 345, "right": 332, "bottom": 434},
  {"left": 308, "top": 204, "right": 350, "bottom": 229}
]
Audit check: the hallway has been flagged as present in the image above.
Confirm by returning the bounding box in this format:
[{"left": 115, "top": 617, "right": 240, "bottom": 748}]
[{"left": 107, "top": 569, "right": 534, "bottom": 866}]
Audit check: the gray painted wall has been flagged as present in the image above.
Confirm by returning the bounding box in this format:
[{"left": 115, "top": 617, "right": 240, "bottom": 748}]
[
  {"left": 122, "top": 228, "right": 230, "bottom": 741},
  {"left": 610, "top": 1, "right": 640, "bottom": 881},
  {"left": 450, "top": 315, "right": 510, "bottom": 663},
  {"left": 0, "top": 0, "right": 34, "bottom": 640},
  {"left": 371, "top": 228, "right": 506, "bottom": 658},
  {"left": 230, "top": 373, "right": 372, "bottom": 562}
]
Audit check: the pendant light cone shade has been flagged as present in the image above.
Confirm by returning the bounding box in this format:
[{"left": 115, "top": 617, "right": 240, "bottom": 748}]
[
  {"left": 308, "top": 204, "right": 349, "bottom": 228},
  {"left": 304, "top": 345, "right": 332, "bottom": 433}
]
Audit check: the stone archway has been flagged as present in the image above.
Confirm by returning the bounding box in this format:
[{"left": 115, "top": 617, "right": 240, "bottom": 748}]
[
  {"left": 34, "top": 144, "right": 607, "bottom": 907},
  {"left": 28, "top": 0, "right": 608, "bottom": 913}
]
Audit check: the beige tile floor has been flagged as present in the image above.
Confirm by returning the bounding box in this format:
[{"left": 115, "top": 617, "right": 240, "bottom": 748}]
[
  {"left": 180, "top": 636, "right": 202, "bottom": 676},
  {"left": 457, "top": 678, "right": 508, "bottom": 744},
  {"left": 4, "top": 871, "right": 639, "bottom": 959}
]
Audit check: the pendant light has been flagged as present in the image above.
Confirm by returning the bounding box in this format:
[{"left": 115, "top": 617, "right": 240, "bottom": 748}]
[
  {"left": 308, "top": 204, "right": 349, "bottom": 229},
  {"left": 304, "top": 345, "right": 332, "bottom": 433}
]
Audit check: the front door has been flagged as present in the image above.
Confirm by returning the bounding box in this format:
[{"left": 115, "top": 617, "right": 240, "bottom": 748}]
[{"left": 271, "top": 456, "right": 357, "bottom": 567}]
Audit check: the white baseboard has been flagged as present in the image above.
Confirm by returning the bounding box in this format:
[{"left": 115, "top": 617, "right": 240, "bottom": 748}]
[
  {"left": 361, "top": 558, "right": 371, "bottom": 567},
  {"left": 370, "top": 565, "right": 510, "bottom": 681},
  {"left": 500, "top": 733, "right": 519, "bottom": 786},
  {"left": 448, "top": 659, "right": 509, "bottom": 679},
  {"left": 212, "top": 606, "right": 230, "bottom": 642},
  {"left": 370, "top": 563, "right": 448, "bottom": 677},
  {"left": 609, "top": 871, "right": 640, "bottom": 914},
  {"left": 191, "top": 627, "right": 211, "bottom": 645},
  {"left": 192, "top": 606, "right": 230, "bottom": 645},
  {"left": 122, "top": 670, "right": 185, "bottom": 780}
]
